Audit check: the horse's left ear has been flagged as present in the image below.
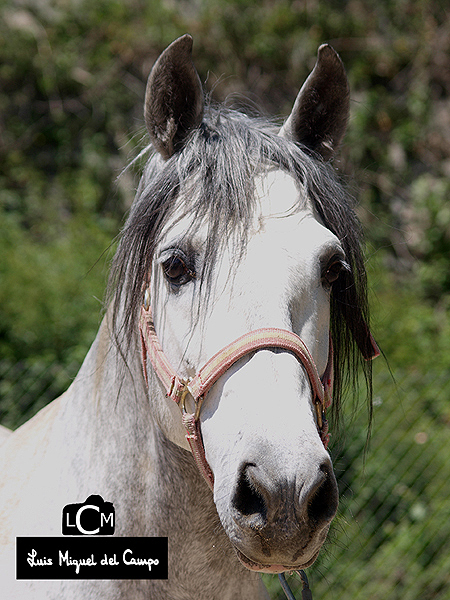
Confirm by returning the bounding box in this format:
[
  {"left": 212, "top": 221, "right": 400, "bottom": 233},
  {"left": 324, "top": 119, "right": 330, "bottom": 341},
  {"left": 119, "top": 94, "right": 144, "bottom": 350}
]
[
  {"left": 280, "top": 44, "right": 350, "bottom": 161},
  {"left": 144, "top": 35, "right": 204, "bottom": 159}
]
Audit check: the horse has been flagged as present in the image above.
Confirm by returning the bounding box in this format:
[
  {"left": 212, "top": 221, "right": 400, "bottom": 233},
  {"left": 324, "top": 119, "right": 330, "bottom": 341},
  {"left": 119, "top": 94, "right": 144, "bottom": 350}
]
[{"left": 0, "top": 35, "right": 377, "bottom": 599}]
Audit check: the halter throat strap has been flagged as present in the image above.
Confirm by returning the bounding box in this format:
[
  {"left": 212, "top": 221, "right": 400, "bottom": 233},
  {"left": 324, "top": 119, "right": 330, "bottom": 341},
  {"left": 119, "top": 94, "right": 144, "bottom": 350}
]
[{"left": 139, "top": 305, "right": 333, "bottom": 490}]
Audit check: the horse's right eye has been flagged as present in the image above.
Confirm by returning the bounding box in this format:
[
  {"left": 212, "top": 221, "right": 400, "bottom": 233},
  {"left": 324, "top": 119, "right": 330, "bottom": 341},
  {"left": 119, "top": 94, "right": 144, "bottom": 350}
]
[{"left": 162, "top": 254, "right": 196, "bottom": 288}]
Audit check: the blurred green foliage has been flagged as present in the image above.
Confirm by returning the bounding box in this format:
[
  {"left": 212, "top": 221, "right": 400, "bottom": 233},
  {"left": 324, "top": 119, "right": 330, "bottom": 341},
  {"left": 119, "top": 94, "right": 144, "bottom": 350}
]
[
  {"left": 1, "top": 1, "right": 450, "bottom": 598},
  {"left": 1, "top": 0, "right": 449, "bottom": 376}
]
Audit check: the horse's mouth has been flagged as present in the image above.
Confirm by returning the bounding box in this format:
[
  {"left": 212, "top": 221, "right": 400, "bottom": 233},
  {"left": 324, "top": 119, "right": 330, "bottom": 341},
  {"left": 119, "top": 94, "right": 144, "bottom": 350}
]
[{"left": 234, "top": 547, "right": 319, "bottom": 574}]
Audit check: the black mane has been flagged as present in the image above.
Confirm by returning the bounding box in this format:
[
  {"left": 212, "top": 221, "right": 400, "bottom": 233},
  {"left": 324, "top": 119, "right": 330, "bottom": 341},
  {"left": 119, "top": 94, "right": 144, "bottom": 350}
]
[{"left": 107, "top": 106, "right": 372, "bottom": 425}]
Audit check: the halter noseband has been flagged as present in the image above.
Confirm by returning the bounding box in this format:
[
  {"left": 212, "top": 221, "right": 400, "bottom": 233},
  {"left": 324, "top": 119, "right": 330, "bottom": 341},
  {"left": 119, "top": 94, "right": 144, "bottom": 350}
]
[{"left": 139, "top": 300, "right": 334, "bottom": 491}]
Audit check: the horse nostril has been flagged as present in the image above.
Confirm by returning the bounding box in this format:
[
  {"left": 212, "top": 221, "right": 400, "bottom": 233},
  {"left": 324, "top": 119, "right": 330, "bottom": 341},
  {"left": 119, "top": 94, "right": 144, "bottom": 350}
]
[
  {"left": 306, "top": 461, "right": 339, "bottom": 526},
  {"left": 231, "top": 460, "right": 338, "bottom": 536},
  {"left": 232, "top": 463, "right": 267, "bottom": 530}
]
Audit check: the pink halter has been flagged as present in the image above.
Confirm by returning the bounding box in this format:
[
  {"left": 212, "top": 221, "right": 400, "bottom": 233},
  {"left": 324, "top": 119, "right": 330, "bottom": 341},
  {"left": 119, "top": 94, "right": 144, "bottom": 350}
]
[{"left": 139, "top": 302, "right": 334, "bottom": 491}]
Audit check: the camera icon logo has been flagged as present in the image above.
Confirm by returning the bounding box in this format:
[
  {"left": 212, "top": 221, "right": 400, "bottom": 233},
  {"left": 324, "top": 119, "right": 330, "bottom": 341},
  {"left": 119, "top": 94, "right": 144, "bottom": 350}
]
[{"left": 62, "top": 495, "right": 115, "bottom": 535}]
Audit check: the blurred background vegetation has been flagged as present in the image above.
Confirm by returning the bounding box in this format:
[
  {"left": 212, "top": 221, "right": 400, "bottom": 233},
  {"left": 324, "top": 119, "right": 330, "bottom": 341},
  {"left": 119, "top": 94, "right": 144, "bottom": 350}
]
[{"left": 1, "top": 0, "right": 449, "bottom": 598}]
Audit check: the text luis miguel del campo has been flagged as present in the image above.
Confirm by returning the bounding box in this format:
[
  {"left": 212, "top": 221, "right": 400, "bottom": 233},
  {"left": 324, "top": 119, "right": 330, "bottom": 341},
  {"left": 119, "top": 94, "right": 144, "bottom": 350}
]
[{"left": 16, "top": 495, "right": 168, "bottom": 580}]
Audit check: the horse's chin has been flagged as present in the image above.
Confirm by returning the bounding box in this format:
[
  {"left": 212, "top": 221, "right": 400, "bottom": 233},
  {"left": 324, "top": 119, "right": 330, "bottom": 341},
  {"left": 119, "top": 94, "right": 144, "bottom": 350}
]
[{"left": 234, "top": 547, "right": 320, "bottom": 574}]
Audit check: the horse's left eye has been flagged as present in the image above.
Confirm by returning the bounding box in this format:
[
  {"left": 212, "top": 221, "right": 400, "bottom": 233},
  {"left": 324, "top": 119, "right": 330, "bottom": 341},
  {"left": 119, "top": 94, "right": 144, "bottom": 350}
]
[
  {"left": 162, "top": 255, "right": 196, "bottom": 287},
  {"left": 322, "top": 257, "right": 348, "bottom": 288}
]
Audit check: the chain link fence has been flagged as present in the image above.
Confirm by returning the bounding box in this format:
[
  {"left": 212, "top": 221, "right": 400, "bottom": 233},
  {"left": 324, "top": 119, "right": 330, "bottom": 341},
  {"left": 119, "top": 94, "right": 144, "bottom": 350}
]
[
  {"left": 1, "top": 361, "right": 449, "bottom": 599},
  {"left": 266, "top": 367, "right": 450, "bottom": 599},
  {"left": 0, "top": 358, "right": 79, "bottom": 430}
]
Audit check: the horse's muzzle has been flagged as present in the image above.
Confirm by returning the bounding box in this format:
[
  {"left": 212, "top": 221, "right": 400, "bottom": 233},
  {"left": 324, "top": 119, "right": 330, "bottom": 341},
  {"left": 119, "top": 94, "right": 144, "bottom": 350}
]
[{"left": 227, "top": 456, "right": 338, "bottom": 572}]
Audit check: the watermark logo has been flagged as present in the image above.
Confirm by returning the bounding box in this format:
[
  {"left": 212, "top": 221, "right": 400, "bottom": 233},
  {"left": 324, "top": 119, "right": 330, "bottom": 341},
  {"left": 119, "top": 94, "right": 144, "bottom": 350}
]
[
  {"left": 62, "top": 495, "right": 115, "bottom": 535},
  {"left": 16, "top": 495, "right": 168, "bottom": 580}
]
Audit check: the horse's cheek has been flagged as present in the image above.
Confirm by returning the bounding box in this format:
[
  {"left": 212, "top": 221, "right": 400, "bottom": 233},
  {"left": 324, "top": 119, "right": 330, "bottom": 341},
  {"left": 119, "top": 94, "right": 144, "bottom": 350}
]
[{"left": 147, "top": 379, "right": 191, "bottom": 451}]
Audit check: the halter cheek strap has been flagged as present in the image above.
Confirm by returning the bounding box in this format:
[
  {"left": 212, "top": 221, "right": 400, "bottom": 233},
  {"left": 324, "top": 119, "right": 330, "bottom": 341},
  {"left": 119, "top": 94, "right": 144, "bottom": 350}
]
[{"left": 139, "top": 304, "right": 337, "bottom": 490}]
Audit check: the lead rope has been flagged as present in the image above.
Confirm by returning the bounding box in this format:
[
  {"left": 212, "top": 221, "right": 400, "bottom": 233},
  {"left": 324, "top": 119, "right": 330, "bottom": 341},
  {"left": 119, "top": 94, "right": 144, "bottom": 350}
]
[{"left": 279, "top": 570, "right": 312, "bottom": 600}]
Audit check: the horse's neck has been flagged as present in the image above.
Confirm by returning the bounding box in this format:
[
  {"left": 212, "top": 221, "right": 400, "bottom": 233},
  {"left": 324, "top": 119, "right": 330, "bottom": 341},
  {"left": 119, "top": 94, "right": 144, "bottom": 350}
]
[
  {"left": 63, "top": 313, "right": 182, "bottom": 527},
  {"left": 65, "top": 315, "right": 267, "bottom": 599},
  {"left": 0, "top": 316, "right": 266, "bottom": 599}
]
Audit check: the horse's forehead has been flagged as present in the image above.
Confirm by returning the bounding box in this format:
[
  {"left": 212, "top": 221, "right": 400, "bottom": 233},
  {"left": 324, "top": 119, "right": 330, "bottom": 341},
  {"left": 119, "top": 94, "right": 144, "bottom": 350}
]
[
  {"left": 254, "top": 169, "right": 308, "bottom": 220},
  {"left": 161, "top": 168, "right": 313, "bottom": 245}
]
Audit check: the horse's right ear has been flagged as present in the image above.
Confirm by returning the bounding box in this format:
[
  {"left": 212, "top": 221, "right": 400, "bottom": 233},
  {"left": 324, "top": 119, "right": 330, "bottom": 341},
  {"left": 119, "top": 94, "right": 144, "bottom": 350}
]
[{"left": 144, "top": 35, "right": 204, "bottom": 159}]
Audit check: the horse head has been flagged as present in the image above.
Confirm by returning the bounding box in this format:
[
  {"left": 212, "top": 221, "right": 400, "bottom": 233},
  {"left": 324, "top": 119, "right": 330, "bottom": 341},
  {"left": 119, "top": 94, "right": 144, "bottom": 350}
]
[{"left": 111, "top": 35, "right": 376, "bottom": 575}]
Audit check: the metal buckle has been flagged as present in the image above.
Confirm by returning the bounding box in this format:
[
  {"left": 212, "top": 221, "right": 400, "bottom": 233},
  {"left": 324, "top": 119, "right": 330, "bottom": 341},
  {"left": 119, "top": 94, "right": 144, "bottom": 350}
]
[
  {"left": 143, "top": 288, "right": 151, "bottom": 310},
  {"left": 175, "top": 380, "right": 204, "bottom": 422}
]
